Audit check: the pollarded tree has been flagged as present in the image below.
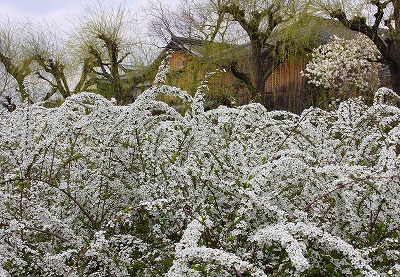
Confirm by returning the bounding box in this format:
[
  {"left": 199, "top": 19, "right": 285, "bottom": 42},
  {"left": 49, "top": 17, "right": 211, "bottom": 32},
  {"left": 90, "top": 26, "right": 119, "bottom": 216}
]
[
  {"left": 327, "top": 0, "right": 400, "bottom": 92},
  {"left": 0, "top": 20, "right": 33, "bottom": 102},
  {"left": 302, "top": 34, "right": 381, "bottom": 96},
  {"left": 26, "top": 23, "right": 73, "bottom": 101},
  {"left": 26, "top": 22, "right": 97, "bottom": 101},
  {"left": 71, "top": 1, "right": 140, "bottom": 104},
  {"left": 0, "top": 19, "right": 100, "bottom": 106}
]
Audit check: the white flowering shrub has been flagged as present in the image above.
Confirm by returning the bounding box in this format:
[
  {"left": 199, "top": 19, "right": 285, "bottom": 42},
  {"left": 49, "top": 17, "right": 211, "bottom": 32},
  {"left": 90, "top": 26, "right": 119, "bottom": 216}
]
[
  {"left": 302, "top": 35, "right": 381, "bottom": 94},
  {"left": 0, "top": 56, "right": 399, "bottom": 276}
]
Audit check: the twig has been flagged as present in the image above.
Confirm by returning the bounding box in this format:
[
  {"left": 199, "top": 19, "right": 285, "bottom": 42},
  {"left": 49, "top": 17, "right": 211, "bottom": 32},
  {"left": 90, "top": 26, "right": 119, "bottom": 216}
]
[{"left": 0, "top": 222, "right": 69, "bottom": 242}]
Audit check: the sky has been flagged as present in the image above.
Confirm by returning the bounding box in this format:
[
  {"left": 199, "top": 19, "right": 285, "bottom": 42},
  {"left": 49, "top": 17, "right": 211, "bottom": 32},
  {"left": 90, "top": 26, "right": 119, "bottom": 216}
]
[{"left": 0, "top": 0, "right": 177, "bottom": 29}]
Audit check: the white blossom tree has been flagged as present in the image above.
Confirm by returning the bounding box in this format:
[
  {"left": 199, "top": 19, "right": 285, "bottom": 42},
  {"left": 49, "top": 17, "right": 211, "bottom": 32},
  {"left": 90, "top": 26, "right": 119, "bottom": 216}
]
[
  {"left": 302, "top": 34, "right": 381, "bottom": 95},
  {"left": 327, "top": 0, "right": 400, "bottom": 93}
]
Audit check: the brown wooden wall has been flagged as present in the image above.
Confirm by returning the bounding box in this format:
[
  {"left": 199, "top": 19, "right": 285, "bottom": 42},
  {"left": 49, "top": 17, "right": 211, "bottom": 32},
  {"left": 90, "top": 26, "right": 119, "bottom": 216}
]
[
  {"left": 166, "top": 50, "right": 308, "bottom": 113},
  {"left": 166, "top": 51, "right": 251, "bottom": 106},
  {"left": 265, "top": 60, "right": 306, "bottom": 94},
  {"left": 265, "top": 60, "right": 308, "bottom": 114},
  {"left": 168, "top": 51, "right": 187, "bottom": 70}
]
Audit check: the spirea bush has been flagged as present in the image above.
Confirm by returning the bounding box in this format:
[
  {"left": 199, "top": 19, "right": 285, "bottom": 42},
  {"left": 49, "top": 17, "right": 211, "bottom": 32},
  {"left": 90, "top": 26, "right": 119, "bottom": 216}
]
[
  {"left": 302, "top": 35, "right": 381, "bottom": 94},
  {"left": 0, "top": 57, "right": 399, "bottom": 276}
]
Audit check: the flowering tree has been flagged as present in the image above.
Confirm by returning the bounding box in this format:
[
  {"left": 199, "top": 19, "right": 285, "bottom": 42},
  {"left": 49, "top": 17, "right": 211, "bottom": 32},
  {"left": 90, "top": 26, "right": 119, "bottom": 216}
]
[
  {"left": 328, "top": 0, "right": 400, "bottom": 93},
  {"left": 302, "top": 34, "right": 381, "bottom": 95},
  {"left": 0, "top": 55, "right": 399, "bottom": 276}
]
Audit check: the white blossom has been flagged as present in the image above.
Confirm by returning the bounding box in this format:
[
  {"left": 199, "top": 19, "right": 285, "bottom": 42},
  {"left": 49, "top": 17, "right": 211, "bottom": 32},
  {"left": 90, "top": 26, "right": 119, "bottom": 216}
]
[
  {"left": 302, "top": 35, "right": 381, "bottom": 93},
  {"left": 0, "top": 56, "right": 399, "bottom": 275}
]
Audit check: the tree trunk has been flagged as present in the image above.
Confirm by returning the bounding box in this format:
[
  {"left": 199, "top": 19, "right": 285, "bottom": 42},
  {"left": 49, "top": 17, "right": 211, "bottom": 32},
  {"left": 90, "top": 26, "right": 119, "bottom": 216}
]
[
  {"left": 388, "top": 38, "right": 400, "bottom": 93},
  {"left": 389, "top": 63, "right": 400, "bottom": 93},
  {"left": 252, "top": 44, "right": 282, "bottom": 109},
  {"left": 251, "top": 43, "right": 266, "bottom": 102},
  {"left": 108, "top": 40, "right": 124, "bottom": 104},
  {"left": 254, "top": 61, "right": 266, "bottom": 100}
]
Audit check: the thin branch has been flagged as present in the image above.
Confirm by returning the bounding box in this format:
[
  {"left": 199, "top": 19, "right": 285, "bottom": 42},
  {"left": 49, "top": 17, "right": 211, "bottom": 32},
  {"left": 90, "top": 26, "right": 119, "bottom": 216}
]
[
  {"left": 304, "top": 180, "right": 352, "bottom": 212},
  {"left": 0, "top": 222, "right": 69, "bottom": 242},
  {"left": 1, "top": 177, "right": 99, "bottom": 230},
  {"left": 36, "top": 71, "right": 57, "bottom": 87}
]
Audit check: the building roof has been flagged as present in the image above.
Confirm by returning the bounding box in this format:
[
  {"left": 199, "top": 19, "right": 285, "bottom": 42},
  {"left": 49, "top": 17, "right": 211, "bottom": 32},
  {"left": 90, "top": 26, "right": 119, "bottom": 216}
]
[
  {"left": 166, "top": 35, "right": 204, "bottom": 56},
  {"left": 165, "top": 35, "right": 250, "bottom": 66}
]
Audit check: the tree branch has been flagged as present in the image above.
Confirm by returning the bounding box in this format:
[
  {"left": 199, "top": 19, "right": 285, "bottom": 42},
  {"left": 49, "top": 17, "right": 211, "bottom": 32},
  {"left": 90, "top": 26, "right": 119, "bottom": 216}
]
[
  {"left": 89, "top": 46, "right": 111, "bottom": 81},
  {"left": 330, "top": 8, "right": 389, "bottom": 60},
  {"left": 117, "top": 52, "right": 130, "bottom": 65},
  {"left": 371, "top": 0, "right": 392, "bottom": 33},
  {"left": 0, "top": 221, "right": 69, "bottom": 242},
  {"left": 36, "top": 71, "right": 57, "bottom": 88},
  {"left": 229, "top": 61, "right": 257, "bottom": 94},
  {"left": 1, "top": 177, "right": 99, "bottom": 230},
  {"left": 219, "top": 4, "right": 253, "bottom": 36}
]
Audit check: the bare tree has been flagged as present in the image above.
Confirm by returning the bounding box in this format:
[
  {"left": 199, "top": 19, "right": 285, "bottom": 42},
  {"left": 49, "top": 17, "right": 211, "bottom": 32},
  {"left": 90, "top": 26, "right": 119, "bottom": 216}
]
[
  {"left": 25, "top": 23, "right": 72, "bottom": 100},
  {"left": 0, "top": 18, "right": 99, "bottom": 105},
  {"left": 146, "top": 0, "right": 236, "bottom": 44},
  {"left": 70, "top": 0, "right": 139, "bottom": 104},
  {"left": 26, "top": 22, "right": 97, "bottom": 101},
  {"left": 1, "top": 1, "right": 152, "bottom": 106},
  {"left": 0, "top": 20, "right": 33, "bottom": 102}
]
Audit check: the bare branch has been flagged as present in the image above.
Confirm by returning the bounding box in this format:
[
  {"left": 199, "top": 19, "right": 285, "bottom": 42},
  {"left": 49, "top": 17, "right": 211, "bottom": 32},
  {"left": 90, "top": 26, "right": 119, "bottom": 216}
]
[
  {"left": 0, "top": 222, "right": 69, "bottom": 242},
  {"left": 1, "top": 177, "right": 99, "bottom": 230}
]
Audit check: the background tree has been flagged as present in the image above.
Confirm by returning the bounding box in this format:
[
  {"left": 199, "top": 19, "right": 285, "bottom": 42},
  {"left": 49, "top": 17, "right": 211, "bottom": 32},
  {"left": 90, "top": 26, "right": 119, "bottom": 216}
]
[
  {"left": 0, "top": 20, "right": 33, "bottom": 102},
  {"left": 215, "top": 0, "right": 312, "bottom": 104},
  {"left": 327, "top": 0, "right": 400, "bottom": 92},
  {"left": 148, "top": 0, "right": 310, "bottom": 107},
  {"left": 0, "top": 19, "right": 103, "bottom": 106},
  {"left": 1, "top": 1, "right": 155, "bottom": 108},
  {"left": 217, "top": 0, "right": 278, "bottom": 100},
  {"left": 146, "top": 0, "right": 237, "bottom": 43},
  {"left": 302, "top": 34, "right": 381, "bottom": 105},
  {"left": 71, "top": 1, "right": 141, "bottom": 104},
  {"left": 25, "top": 23, "right": 73, "bottom": 101},
  {"left": 27, "top": 22, "right": 100, "bottom": 101}
]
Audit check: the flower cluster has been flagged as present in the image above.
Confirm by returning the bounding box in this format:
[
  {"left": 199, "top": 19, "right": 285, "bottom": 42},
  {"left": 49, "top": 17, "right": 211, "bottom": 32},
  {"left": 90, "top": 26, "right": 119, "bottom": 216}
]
[
  {"left": 302, "top": 35, "right": 381, "bottom": 94},
  {"left": 0, "top": 56, "right": 399, "bottom": 275}
]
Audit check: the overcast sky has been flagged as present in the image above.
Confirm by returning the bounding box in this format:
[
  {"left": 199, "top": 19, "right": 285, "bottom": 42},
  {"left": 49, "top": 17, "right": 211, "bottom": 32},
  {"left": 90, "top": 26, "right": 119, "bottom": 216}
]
[{"left": 0, "top": 0, "right": 176, "bottom": 29}]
